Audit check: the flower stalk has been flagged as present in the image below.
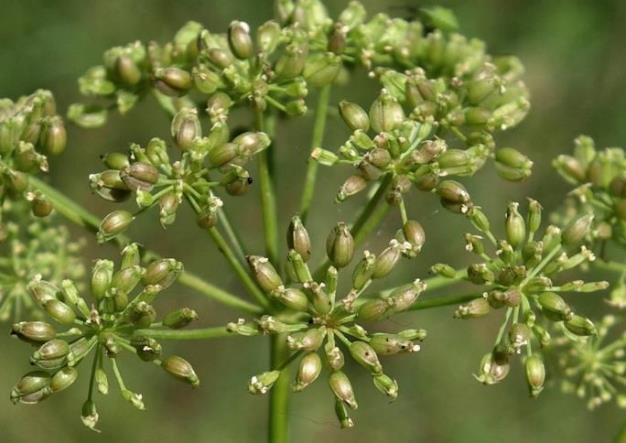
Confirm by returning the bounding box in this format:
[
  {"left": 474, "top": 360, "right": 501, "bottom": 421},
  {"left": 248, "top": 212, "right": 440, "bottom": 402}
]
[{"left": 299, "top": 85, "right": 331, "bottom": 224}]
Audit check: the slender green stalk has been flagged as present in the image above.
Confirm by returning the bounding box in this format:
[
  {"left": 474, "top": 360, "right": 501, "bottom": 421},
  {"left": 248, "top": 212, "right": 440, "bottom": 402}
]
[
  {"left": 29, "top": 175, "right": 101, "bottom": 233},
  {"left": 110, "top": 357, "right": 128, "bottom": 391},
  {"left": 422, "top": 270, "right": 467, "bottom": 291},
  {"left": 185, "top": 193, "right": 268, "bottom": 308},
  {"left": 177, "top": 272, "right": 262, "bottom": 314},
  {"left": 521, "top": 246, "right": 561, "bottom": 286},
  {"left": 398, "top": 198, "right": 408, "bottom": 225},
  {"left": 364, "top": 269, "right": 467, "bottom": 300},
  {"left": 256, "top": 110, "right": 280, "bottom": 265},
  {"left": 134, "top": 326, "right": 231, "bottom": 340},
  {"left": 218, "top": 207, "right": 247, "bottom": 265},
  {"left": 494, "top": 308, "right": 513, "bottom": 346},
  {"left": 350, "top": 174, "right": 393, "bottom": 245},
  {"left": 268, "top": 334, "right": 290, "bottom": 443},
  {"left": 410, "top": 292, "right": 482, "bottom": 311},
  {"left": 206, "top": 225, "right": 269, "bottom": 308},
  {"left": 86, "top": 344, "right": 100, "bottom": 402},
  {"left": 299, "top": 85, "right": 331, "bottom": 224},
  {"left": 29, "top": 175, "right": 263, "bottom": 313}
]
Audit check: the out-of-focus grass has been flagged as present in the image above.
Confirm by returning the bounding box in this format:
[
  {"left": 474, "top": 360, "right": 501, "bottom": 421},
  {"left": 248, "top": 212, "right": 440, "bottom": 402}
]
[{"left": 1, "top": 1, "right": 625, "bottom": 442}]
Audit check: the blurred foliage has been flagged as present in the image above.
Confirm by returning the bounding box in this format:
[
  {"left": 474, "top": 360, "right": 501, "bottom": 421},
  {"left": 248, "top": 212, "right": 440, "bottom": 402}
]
[{"left": 1, "top": 0, "right": 625, "bottom": 442}]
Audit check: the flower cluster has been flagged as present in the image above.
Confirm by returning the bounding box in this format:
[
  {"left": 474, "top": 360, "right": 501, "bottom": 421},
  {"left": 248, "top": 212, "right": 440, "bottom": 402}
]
[
  {"left": 227, "top": 216, "right": 426, "bottom": 427},
  {"left": 433, "top": 200, "right": 608, "bottom": 394},
  {"left": 306, "top": 3, "right": 531, "bottom": 224},
  {"left": 0, "top": 90, "right": 66, "bottom": 217},
  {"left": 70, "top": 1, "right": 529, "bottom": 126},
  {"left": 69, "top": 11, "right": 319, "bottom": 125},
  {"left": 67, "top": 21, "right": 206, "bottom": 127},
  {"left": 552, "top": 315, "right": 626, "bottom": 410},
  {"left": 8, "top": 0, "right": 626, "bottom": 438},
  {"left": 553, "top": 136, "right": 626, "bottom": 248},
  {"left": 91, "top": 117, "right": 270, "bottom": 240},
  {"left": 0, "top": 202, "right": 85, "bottom": 322},
  {"left": 10, "top": 243, "right": 199, "bottom": 431},
  {"left": 71, "top": 0, "right": 533, "bottom": 237},
  {"left": 314, "top": 94, "right": 531, "bottom": 220}
]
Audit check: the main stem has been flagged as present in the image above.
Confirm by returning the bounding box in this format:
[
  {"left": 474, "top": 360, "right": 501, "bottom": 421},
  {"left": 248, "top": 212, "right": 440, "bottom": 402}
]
[
  {"left": 256, "top": 110, "right": 280, "bottom": 265},
  {"left": 252, "top": 105, "right": 289, "bottom": 442},
  {"left": 29, "top": 175, "right": 262, "bottom": 314},
  {"left": 255, "top": 108, "right": 290, "bottom": 443},
  {"left": 299, "top": 85, "right": 331, "bottom": 224},
  {"left": 268, "top": 334, "right": 290, "bottom": 443}
]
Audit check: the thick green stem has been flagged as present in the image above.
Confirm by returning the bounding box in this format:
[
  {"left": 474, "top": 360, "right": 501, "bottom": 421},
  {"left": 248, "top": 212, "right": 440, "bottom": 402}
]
[
  {"left": 29, "top": 175, "right": 262, "bottom": 313},
  {"left": 268, "top": 334, "right": 290, "bottom": 443},
  {"left": 134, "top": 326, "right": 231, "bottom": 340},
  {"left": 256, "top": 111, "right": 280, "bottom": 265},
  {"left": 255, "top": 108, "right": 289, "bottom": 442},
  {"left": 299, "top": 85, "right": 331, "bottom": 224}
]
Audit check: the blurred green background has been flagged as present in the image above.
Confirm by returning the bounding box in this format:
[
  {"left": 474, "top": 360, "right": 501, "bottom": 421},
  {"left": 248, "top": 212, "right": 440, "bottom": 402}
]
[{"left": 2, "top": 0, "right": 626, "bottom": 442}]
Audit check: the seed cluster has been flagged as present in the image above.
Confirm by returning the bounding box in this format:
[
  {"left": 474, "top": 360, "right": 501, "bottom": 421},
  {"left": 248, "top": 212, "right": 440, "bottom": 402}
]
[
  {"left": 553, "top": 136, "right": 626, "bottom": 247},
  {"left": 227, "top": 216, "right": 426, "bottom": 427},
  {"left": 91, "top": 122, "right": 270, "bottom": 240},
  {"left": 0, "top": 90, "right": 66, "bottom": 218},
  {"left": 10, "top": 243, "right": 199, "bottom": 430},
  {"left": 314, "top": 75, "right": 530, "bottom": 205},
  {"left": 434, "top": 200, "right": 608, "bottom": 393},
  {"left": 72, "top": 1, "right": 531, "bottom": 237}
]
